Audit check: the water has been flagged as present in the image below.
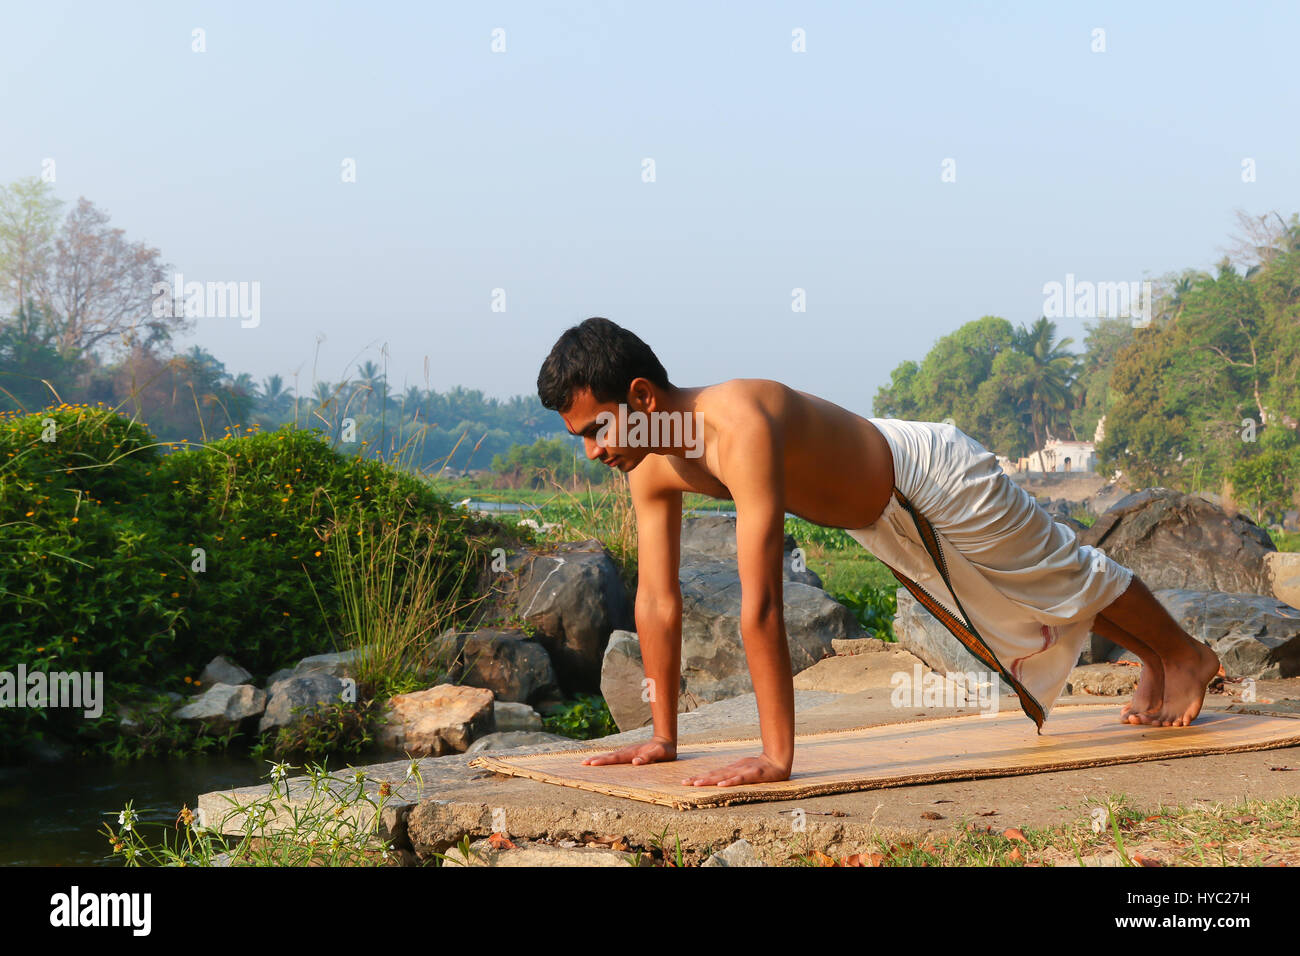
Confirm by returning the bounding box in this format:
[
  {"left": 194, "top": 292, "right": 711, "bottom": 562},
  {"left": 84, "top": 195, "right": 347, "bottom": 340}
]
[{"left": 0, "top": 755, "right": 267, "bottom": 866}]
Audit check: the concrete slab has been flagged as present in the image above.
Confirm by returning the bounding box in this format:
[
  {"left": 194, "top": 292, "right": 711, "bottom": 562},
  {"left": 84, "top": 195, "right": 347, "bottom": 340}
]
[{"left": 196, "top": 651, "right": 1300, "bottom": 865}]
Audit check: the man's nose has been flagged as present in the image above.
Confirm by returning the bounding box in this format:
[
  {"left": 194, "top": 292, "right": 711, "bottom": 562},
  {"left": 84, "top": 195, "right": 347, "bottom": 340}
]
[{"left": 583, "top": 436, "right": 604, "bottom": 460}]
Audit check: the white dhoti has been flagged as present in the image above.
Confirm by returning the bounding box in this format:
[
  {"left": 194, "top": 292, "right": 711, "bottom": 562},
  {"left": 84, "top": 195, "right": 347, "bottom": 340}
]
[{"left": 846, "top": 418, "right": 1134, "bottom": 729}]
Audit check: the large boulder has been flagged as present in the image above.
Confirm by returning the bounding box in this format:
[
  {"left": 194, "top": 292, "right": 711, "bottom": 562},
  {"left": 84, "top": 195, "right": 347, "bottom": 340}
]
[
  {"left": 676, "top": 561, "right": 860, "bottom": 703},
  {"left": 600, "top": 630, "right": 704, "bottom": 732},
  {"left": 258, "top": 674, "right": 348, "bottom": 735},
  {"left": 432, "top": 628, "right": 561, "bottom": 705},
  {"left": 377, "top": 684, "right": 495, "bottom": 756},
  {"left": 1078, "top": 488, "right": 1276, "bottom": 594},
  {"left": 175, "top": 683, "right": 266, "bottom": 733},
  {"left": 892, "top": 588, "right": 985, "bottom": 676},
  {"left": 1091, "top": 589, "right": 1300, "bottom": 679},
  {"left": 470, "top": 540, "right": 633, "bottom": 693},
  {"left": 265, "top": 648, "right": 366, "bottom": 689},
  {"left": 680, "top": 514, "right": 823, "bottom": 587}
]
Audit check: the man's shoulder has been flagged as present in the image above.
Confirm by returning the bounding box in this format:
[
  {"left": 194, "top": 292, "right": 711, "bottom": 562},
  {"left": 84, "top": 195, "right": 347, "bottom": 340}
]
[{"left": 697, "top": 378, "right": 793, "bottom": 420}]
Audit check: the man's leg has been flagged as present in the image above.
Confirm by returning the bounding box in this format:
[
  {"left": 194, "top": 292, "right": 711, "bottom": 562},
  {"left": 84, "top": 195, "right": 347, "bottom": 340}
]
[
  {"left": 1090, "top": 614, "right": 1165, "bottom": 725},
  {"left": 1093, "top": 574, "right": 1221, "bottom": 727}
]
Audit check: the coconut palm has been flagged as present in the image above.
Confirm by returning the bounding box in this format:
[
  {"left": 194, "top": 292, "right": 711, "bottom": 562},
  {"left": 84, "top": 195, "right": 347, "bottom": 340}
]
[{"left": 1014, "top": 317, "right": 1080, "bottom": 452}]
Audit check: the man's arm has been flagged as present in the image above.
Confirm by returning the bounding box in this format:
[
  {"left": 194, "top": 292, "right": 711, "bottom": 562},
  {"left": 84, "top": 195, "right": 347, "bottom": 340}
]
[
  {"left": 581, "top": 458, "right": 683, "bottom": 768},
  {"left": 683, "top": 406, "right": 794, "bottom": 786}
]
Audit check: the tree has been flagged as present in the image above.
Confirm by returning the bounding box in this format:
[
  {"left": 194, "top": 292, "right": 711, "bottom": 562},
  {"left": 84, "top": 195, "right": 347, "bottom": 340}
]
[
  {"left": 36, "top": 198, "right": 177, "bottom": 356},
  {"left": 0, "top": 177, "right": 63, "bottom": 314},
  {"left": 1012, "top": 316, "right": 1080, "bottom": 450}
]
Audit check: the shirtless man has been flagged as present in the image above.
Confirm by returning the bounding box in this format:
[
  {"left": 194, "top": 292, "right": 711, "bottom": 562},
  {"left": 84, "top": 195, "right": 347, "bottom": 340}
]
[{"left": 536, "top": 317, "right": 1222, "bottom": 789}]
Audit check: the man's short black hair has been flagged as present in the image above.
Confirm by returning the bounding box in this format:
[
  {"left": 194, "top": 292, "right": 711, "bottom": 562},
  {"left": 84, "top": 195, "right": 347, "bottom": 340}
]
[{"left": 537, "top": 316, "right": 672, "bottom": 412}]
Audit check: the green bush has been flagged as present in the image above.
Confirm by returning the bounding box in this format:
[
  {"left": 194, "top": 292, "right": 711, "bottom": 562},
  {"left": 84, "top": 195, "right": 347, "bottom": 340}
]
[{"left": 0, "top": 404, "right": 507, "bottom": 752}]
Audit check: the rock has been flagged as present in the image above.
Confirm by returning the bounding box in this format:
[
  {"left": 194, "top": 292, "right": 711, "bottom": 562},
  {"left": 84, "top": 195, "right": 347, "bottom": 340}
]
[
  {"left": 1265, "top": 552, "right": 1300, "bottom": 610},
  {"left": 832, "top": 636, "right": 889, "bottom": 655},
  {"left": 677, "top": 560, "right": 859, "bottom": 702},
  {"left": 442, "top": 839, "right": 634, "bottom": 867},
  {"left": 465, "top": 731, "right": 572, "bottom": 752},
  {"left": 198, "top": 655, "right": 252, "bottom": 687},
  {"left": 680, "top": 514, "right": 823, "bottom": 587},
  {"left": 1065, "top": 663, "right": 1141, "bottom": 696},
  {"left": 1078, "top": 488, "right": 1276, "bottom": 594},
  {"left": 433, "top": 628, "right": 560, "bottom": 704},
  {"left": 1085, "top": 481, "right": 1130, "bottom": 517},
  {"left": 470, "top": 540, "right": 633, "bottom": 693},
  {"left": 493, "top": 701, "right": 544, "bottom": 732},
  {"left": 600, "top": 630, "right": 704, "bottom": 732},
  {"left": 892, "top": 588, "right": 984, "bottom": 676},
  {"left": 176, "top": 683, "right": 267, "bottom": 733},
  {"left": 1091, "top": 589, "right": 1300, "bottom": 679},
  {"left": 1284, "top": 510, "right": 1300, "bottom": 533},
  {"left": 701, "top": 839, "right": 766, "bottom": 867},
  {"left": 1215, "top": 632, "right": 1281, "bottom": 679},
  {"left": 258, "top": 674, "right": 347, "bottom": 735},
  {"left": 293, "top": 649, "right": 364, "bottom": 680},
  {"left": 377, "top": 684, "right": 495, "bottom": 757}
]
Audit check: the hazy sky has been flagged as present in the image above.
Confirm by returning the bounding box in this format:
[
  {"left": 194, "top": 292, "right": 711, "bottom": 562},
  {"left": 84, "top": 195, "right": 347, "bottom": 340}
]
[{"left": 4, "top": 1, "right": 1297, "bottom": 417}]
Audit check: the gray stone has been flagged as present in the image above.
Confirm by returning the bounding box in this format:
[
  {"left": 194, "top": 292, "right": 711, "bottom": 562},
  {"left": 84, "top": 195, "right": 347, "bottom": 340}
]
[
  {"left": 433, "top": 628, "right": 561, "bottom": 704},
  {"left": 465, "top": 731, "right": 572, "bottom": 753},
  {"left": 892, "top": 588, "right": 984, "bottom": 677},
  {"left": 1091, "top": 589, "right": 1300, "bottom": 679},
  {"left": 293, "top": 649, "right": 364, "bottom": 680},
  {"left": 198, "top": 655, "right": 252, "bottom": 687},
  {"left": 680, "top": 514, "right": 824, "bottom": 587},
  {"left": 470, "top": 540, "right": 634, "bottom": 693},
  {"left": 493, "top": 701, "right": 544, "bottom": 732},
  {"left": 701, "top": 838, "right": 766, "bottom": 867},
  {"left": 176, "top": 683, "right": 267, "bottom": 733},
  {"left": 600, "top": 630, "right": 705, "bottom": 732},
  {"left": 258, "top": 674, "right": 347, "bottom": 735},
  {"left": 1078, "top": 488, "right": 1276, "bottom": 594},
  {"left": 677, "top": 559, "right": 858, "bottom": 702},
  {"left": 1214, "top": 632, "right": 1283, "bottom": 680}
]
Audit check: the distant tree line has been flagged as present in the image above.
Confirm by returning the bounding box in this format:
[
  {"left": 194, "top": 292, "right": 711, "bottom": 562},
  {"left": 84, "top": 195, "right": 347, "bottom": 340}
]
[
  {"left": 874, "top": 212, "right": 1300, "bottom": 524},
  {"left": 0, "top": 178, "right": 569, "bottom": 470}
]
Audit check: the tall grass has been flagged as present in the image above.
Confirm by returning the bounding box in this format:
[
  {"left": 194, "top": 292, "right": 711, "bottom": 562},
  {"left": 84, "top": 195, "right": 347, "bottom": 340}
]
[{"left": 318, "top": 505, "right": 486, "bottom": 700}]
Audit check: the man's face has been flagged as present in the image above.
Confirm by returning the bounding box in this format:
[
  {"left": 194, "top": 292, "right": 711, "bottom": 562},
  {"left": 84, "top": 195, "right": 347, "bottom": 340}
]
[{"left": 561, "top": 387, "right": 650, "bottom": 472}]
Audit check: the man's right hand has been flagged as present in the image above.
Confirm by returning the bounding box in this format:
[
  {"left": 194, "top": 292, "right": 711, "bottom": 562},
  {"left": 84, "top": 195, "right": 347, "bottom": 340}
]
[{"left": 581, "top": 737, "right": 676, "bottom": 767}]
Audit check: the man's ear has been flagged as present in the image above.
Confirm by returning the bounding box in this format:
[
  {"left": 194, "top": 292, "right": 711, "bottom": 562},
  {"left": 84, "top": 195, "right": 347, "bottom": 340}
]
[{"left": 627, "top": 377, "right": 656, "bottom": 412}]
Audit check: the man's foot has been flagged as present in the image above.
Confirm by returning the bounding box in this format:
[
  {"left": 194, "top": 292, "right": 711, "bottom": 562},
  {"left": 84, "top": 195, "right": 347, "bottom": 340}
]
[
  {"left": 1124, "top": 642, "right": 1220, "bottom": 728},
  {"left": 1120, "top": 661, "right": 1163, "bottom": 725}
]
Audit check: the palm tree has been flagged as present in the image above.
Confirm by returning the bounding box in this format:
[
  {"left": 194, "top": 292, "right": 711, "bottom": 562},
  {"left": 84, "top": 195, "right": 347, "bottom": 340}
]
[
  {"left": 258, "top": 374, "right": 292, "bottom": 417},
  {"left": 1014, "top": 317, "right": 1080, "bottom": 452},
  {"left": 313, "top": 381, "right": 334, "bottom": 409},
  {"left": 355, "top": 360, "right": 385, "bottom": 413}
]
